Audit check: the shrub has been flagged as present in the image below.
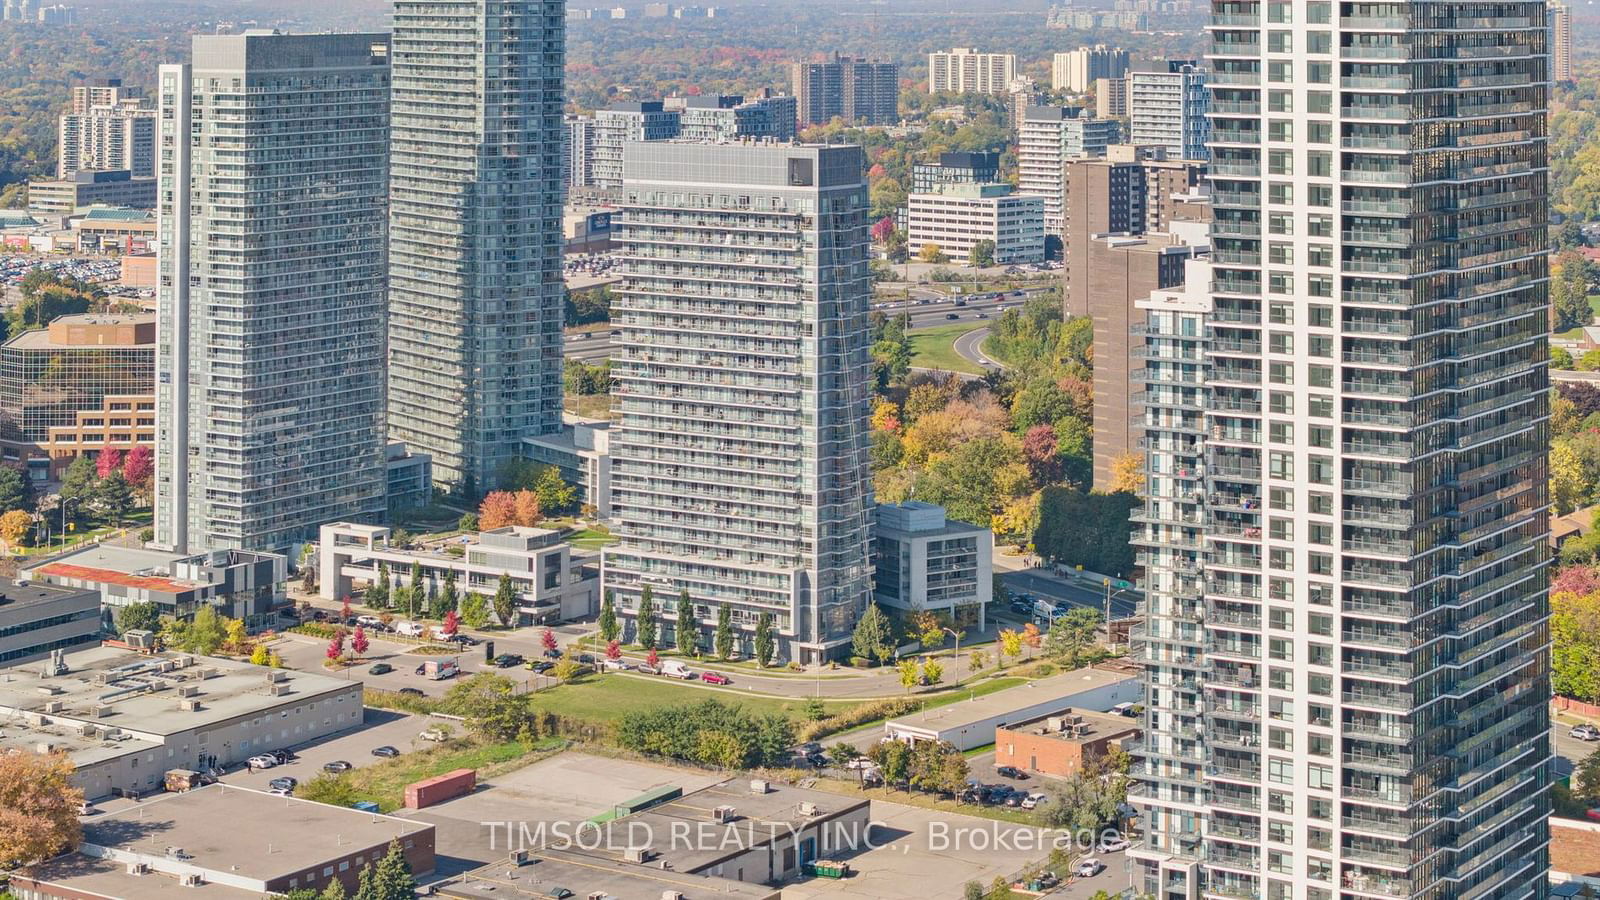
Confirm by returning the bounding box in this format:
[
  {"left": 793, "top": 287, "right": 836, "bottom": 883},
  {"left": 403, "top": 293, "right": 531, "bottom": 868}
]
[
  {"left": 849, "top": 656, "right": 873, "bottom": 668},
  {"left": 291, "top": 622, "right": 341, "bottom": 640},
  {"left": 795, "top": 696, "right": 920, "bottom": 743}
]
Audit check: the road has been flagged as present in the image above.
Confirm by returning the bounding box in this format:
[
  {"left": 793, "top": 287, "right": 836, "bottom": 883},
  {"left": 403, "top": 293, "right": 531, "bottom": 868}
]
[
  {"left": 563, "top": 289, "right": 1046, "bottom": 362},
  {"left": 1553, "top": 720, "right": 1598, "bottom": 778},
  {"left": 953, "top": 326, "right": 998, "bottom": 370},
  {"left": 1000, "top": 568, "right": 1142, "bottom": 621}
]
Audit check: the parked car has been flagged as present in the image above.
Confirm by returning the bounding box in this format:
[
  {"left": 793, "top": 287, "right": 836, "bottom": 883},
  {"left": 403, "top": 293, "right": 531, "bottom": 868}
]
[
  {"left": 1020, "top": 792, "right": 1046, "bottom": 810},
  {"left": 700, "top": 672, "right": 731, "bottom": 686},
  {"left": 602, "top": 658, "right": 631, "bottom": 671},
  {"left": 355, "top": 615, "right": 383, "bottom": 629},
  {"left": 1004, "top": 793, "right": 1023, "bottom": 807},
  {"left": 543, "top": 647, "right": 563, "bottom": 659},
  {"left": 576, "top": 653, "right": 597, "bottom": 665},
  {"left": 845, "top": 757, "right": 877, "bottom": 771},
  {"left": 527, "top": 660, "right": 554, "bottom": 673},
  {"left": 268, "top": 776, "right": 298, "bottom": 791},
  {"left": 453, "top": 634, "right": 480, "bottom": 646},
  {"left": 394, "top": 621, "right": 426, "bottom": 638},
  {"left": 635, "top": 663, "right": 660, "bottom": 675},
  {"left": 323, "top": 760, "right": 353, "bottom": 773},
  {"left": 371, "top": 746, "right": 400, "bottom": 759},
  {"left": 494, "top": 654, "right": 524, "bottom": 668},
  {"left": 269, "top": 749, "right": 296, "bottom": 764},
  {"left": 397, "top": 687, "right": 425, "bottom": 697},
  {"left": 1571, "top": 724, "right": 1600, "bottom": 742},
  {"left": 368, "top": 663, "right": 393, "bottom": 675},
  {"left": 420, "top": 727, "right": 451, "bottom": 742},
  {"left": 1075, "top": 858, "right": 1105, "bottom": 878},
  {"left": 660, "top": 660, "right": 695, "bottom": 679},
  {"left": 268, "top": 787, "right": 293, "bottom": 797},
  {"left": 996, "top": 765, "right": 1028, "bottom": 780},
  {"left": 247, "top": 755, "right": 277, "bottom": 770},
  {"left": 1097, "top": 834, "right": 1130, "bottom": 853}
]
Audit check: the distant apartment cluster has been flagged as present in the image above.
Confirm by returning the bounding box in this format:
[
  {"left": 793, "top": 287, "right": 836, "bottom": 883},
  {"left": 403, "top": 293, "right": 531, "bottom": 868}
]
[
  {"left": 0, "top": 0, "right": 74, "bottom": 23},
  {"left": 567, "top": 4, "right": 719, "bottom": 20},
  {"left": 566, "top": 92, "right": 800, "bottom": 191}
]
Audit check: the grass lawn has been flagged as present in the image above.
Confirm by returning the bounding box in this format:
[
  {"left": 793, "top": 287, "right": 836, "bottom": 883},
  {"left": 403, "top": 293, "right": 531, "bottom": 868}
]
[
  {"left": 340, "top": 736, "right": 566, "bottom": 812},
  {"left": 907, "top": 322, "right": 986, "bottom": 376},
  {"left": 529, "top": 673, "right": 858, "bottom": 723},
  {"left": 564, "top": 392, "right": 611, "bottom": 420},
  {"left": 566, "top": 526, "right": 618, "bottom": 550}
]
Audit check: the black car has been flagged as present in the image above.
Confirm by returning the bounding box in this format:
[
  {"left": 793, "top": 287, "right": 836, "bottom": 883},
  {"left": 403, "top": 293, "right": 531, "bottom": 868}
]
[
  {"left": 543, "top": 648, "right": 562, "bottom": 660},
  {"left": 527, "top": 660, "right": 555, "bottom": 673},
  {"left": 944, "top": 312, "right": 960, "bottom": 320},
  {"left": 996, "top": 765, "right": 1028, "bottom": 780},
  {"left": 269, "top": 749, "right": 296, "bottom": 764},
  {"left": 371, "top": 746, "right": 400, "bottom": 759},
  {"left": 495, "top": 654, "right": 524, "bottom": 668},
  {"left": 323, "top": 760, "right": 353, "bottom": 773},
  {"left": 397, "top": 687, "right": 425, "bottom": 697},
  {"left": 454, "top": 634, "right": 480, "bottom": 646},
  {"left": 576, "top": 653, "right": 597, "bottom": 665},
  {"left": 368, "top": 662, "right": 393, "bottom": 675}
]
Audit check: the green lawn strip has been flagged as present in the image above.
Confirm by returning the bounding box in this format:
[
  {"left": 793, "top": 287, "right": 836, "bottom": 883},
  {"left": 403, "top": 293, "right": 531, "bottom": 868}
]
[
  {"left": 567, "top": 638, "right": 858, "bottom": 679},
  {"left": 342, "top": 736, "right": 567, "bottom": 812},
  {"left": 962, "top": 742, "right": 996, "bottom": 759},
  {"left": 527, "top": 672, "right": 858, "bottom": 723},
  {"left": 564, "top": 393, "right": 611, "bottom": 419},
  {"left": 811, "top": 676, "right": 1032, "bottom": 743},
  {"left": 907, "top": 322, "right": 986, "bottom": 376}
]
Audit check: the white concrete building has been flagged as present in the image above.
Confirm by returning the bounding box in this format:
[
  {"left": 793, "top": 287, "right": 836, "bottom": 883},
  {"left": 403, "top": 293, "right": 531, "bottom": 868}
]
[
  {"left": 521, "top": 416, "right": 613, "bottom": 520},
  {"left": 884, "top": 667, "right": 1140, "bottom": 750},
  {"left": 319, "top": 523, "right": 599, "bottom": 625},
  {"left": 57, "top": 97, "right": 154, "bottom": 180},
  {"left": 0, "top": 647, "right": 364, "bottom": 799},
  {"left": 1053, "top": 45, "right": 1131, "bottom": 93},
  {"left": 904, "top": 183, "right": 1044, "bottom": 266},
  {"left": 1018, "top": 106, "right": 1119, "bottom": 237},
  {"left": 872, "top": 501, "right": 993, "bottom": 631},
  {"left": 1129, "top": 61, "right": 1211, "bottom": 162},
  {"left": 928, "top": 48, "right": 1017, "bottom": 95}
]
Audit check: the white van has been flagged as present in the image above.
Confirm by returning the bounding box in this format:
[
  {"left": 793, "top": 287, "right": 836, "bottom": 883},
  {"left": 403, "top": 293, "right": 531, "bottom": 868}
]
[
  {"left": 1110, "top": 702, "right": 1138, "bottom": 718},
  {"left": 660, "top": 660, "right": 694, "bottom": 679},
  {"left": 394, "top": 621, "right": 426, "bottom": 638}
]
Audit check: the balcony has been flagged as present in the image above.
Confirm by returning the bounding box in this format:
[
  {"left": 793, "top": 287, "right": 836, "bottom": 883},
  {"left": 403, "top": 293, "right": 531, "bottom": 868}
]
[
  {"left": 1343, "top": 872, "right": 1413, "bottom": 898},
  {"left": 1344, "top": 718, "right": 1415, "bottom": 742},
  {"left": 1343, "top": 749, "right": 1416, "bottom": 775},
  {"left": 1343, "top": 688, "right": 1415, "bottom": 711}
]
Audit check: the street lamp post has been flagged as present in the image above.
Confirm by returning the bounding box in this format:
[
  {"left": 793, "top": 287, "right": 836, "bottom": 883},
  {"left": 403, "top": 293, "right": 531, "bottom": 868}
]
[{"left": 942, "top": 626, "right": 962, "bottom": 686}]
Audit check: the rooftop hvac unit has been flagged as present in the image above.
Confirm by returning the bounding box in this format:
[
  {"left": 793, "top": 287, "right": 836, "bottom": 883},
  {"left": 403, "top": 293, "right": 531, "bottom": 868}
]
[
  {"left": 624, "top": 848, "right": 654, "bottom": 864},
  {"left": 180, "top": 873, "right": 203, "bottom": 887},
  {"left": 588, "top": 892, "right": 609, "bottom": 900},
  {"left": 92, "top": 704, "right": 113, "bottom": 719},
  {"left": 749, "top": 779, "right": 769, "bottom": 794},
  {"left": 79, "top": 723, "right": 98, "bottom": 738},
  {"left": 126, "top": 862, "right": 149, "bottom": 876},
  {"left": 175, "top": 654, "right": 194, "bottom": 668},
  {"left": 267, "top": 684, "right": 291, "bottom": 697},
  {"left": 798, "top": 801, "right": 818, "bottom": 817},
  {"left": 43, "top": 700, "right": 63, "bottom": 714},
  {"left": 177, "top": 685, "right": 199, "bottom": 697},
  {"left": 35, "top": 741, "right": 54, "bottom": 753},
  {"left": 36, "top": 684, "right": 62, "bottom": 696},
  {"left": 156, "top": 659, "right": 175, "bottom": 673},
  {"left": 1045, "top": 716, "right": 1064, "bottom": 732},
  {"left": 712, "top": 805, "right": 738, "bottom": 824},
  {"left": 661, "top": 892, "right": 686, "bottom": 900},
  {"left": 123, "top": 629, "right": 155, "bottom": 650},
  {"left": 266, "top": 670, "right": 289, "bottom": 683},
  {"left": 179, "top": 699, "right": 201, "bottom": 712}
]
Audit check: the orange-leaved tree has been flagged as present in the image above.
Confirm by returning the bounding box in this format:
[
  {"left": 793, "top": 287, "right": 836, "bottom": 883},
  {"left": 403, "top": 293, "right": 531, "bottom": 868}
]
[{"left": 0, "top": 750, "right": 83, "bottom": 867}]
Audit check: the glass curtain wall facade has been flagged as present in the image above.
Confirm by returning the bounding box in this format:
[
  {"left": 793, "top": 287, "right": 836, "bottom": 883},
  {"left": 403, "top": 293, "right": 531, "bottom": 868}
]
[
  {"left": 154, "top": 33, "right": 391, "bottom": 554},
  {"left": 1132, "top": 2, "right": 1553, "bottom": 898},
  {"left": 387, "top": 0, "right": 567, "bottom": 492},
  {"left": 602, "top": 142, "right": 875, "bottom": 665}
]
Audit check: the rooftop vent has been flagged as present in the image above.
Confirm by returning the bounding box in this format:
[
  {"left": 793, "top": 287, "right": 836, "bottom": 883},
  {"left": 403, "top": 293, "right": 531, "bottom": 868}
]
[
  {"left": 126, "top": 862, "right": 148, "bottom": 876},
  {"left": 267, "top": 684, "right": 291, "bottom": 697},
  {"left": 798, "top": 801, "right": 819, "bottom": 817},
  {"left": 91, "top": 704, "right": 112, "bottom": 719},
  {"left": 266, "top": 670, "right": 289, "bottom": 684},
  {"left": 43, "top": 700, "right": 63, "bottom": 714},
  {"left": 36, "top": 685, "right": 62, "bottom": 696},
  {"left": 178, "top": 699, "right": 201, "bottom": 712},
  {"left": 180, "top": 873, "right": 203, "bottom": 887},
  {"left": 749, "top": 779, "right": 769, "bottom": 794},
  {"left": 712, "top": 805, "right": 738, "bottom": 824},
  {"left": 624, "top": 848, "right": 655, "bottom": 864},
  {"left": 177, "top": 685, "right": 199, "bottom": 698}
]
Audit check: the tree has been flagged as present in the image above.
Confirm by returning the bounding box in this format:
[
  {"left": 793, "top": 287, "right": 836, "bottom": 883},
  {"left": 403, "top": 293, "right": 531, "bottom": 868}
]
[
  {"left": 492, "top": 573, "right": 517, "bottom": 627},
  {"left": 1554, "top": 588, "right": 1600, "bottom": 702},
  {"left": 115, "top": 600, "right": 160, "bottom": 635},
  {"left": 852, "top": 602, "right": 894, "bottom": 664},
  {"left": 0, "top": 464, "right": 32, "bottom": 513},
  {"left": 1041, "top": 755, "right": 1130, "bottom": 832},
  {"left": 442, "top": 674, "right": 530, "bottom": 740},
  {"left": 1554, "top": 346, "right": 1576, "bottom": 369},
  {"left": 478, "top": 491, "right": 518, "bottom": 530},
  {"left": 898, "top": 657, "right": 921, "bottom": 693},
  {"left": 406, "top": 561, "right": 424, "bottom": 618},
  {"left": 921, "top": 657, "right": 944, "bottom": 686},
  {"left": 92, "top": 471, "right": 133, "bottom": 525},
  {"left": 715, "top": 602, "right": 734, "bottom": 660},
  {"left": 998, "top": 629, "right": 1023, "bottom": 667},
  {"left": 58, "top": 454, "right": 97, "bottom": 509},
  {"left": 0, "top": 508, "right": 30, "bottom": 548},
  {"left": 435, "top": 570, "right": 454, "bottom": 611},
  {"left": 531, "top": 465, "right": 577, "bottom": 515},
  {"left": 605, "top": 639, "right": 622, "bottom": 661},
  {"left": 250, "top": 643, "right": 270, "bottom": 666},
  {"left": 552, "top": 651, "right": 582, "bottom": 684},
  {"left": 869, "top": 739, "right": 912, "bottom": 788},
  {"left": 1023, "top": 622, "right": 1042, "bottom": 656},
  {"left": 646, "top": 647, "right": 660, "bottom": 670},
  {"left": 0, "top": 750, "right": 83, "bottom": 866},
  {"left": 95, "top": 446, "right": 123, "bottom": 479},
  {"left": 676, "top": 590, "right": 697, "bottom": 654},
  {"left": 1553, "top": 251, "right": 1594, "bottom": 331},
  {"left": 351, "top": 625, "right": 370, "bottom": 658},
  {"left": 598, "top": 590, "right": 619, "bottom": 643},
  {"left": 460, "top": 592, "right": 490, "bottom": 628},
  {"left": 121, "top": 445, "right": 153, "bottom": 494},
  {"left": 224, "top": 617, "right": 248, "bottom": 653},
  {"left": 755, "top": 612, "right": 774, "bottom": 668},
  {"left": 441, "top": 609, "right": 460, "bottom": 638},
  {"left": 297, "top": 772, "right": 360, "bottom": 807},
  {"left": 968, "top": 238, "right": 996, "bottom": 268},
  {"left": 1033, "top": 487, "right": 1139, "bottom": 576},
  {"left": 185, "top": 605, "right": 227, "bottom": 655},
  {"left": 326, "top": 628, "right": 347, "bottom": 662},
  {"left": 1046, "top": 606, "right": 1103, "bottom": 666},
  {"left": 367, "top": 565, "right": 390, "bottom": 609},
  {"left": 964, "top": 882, "right": 986, "bottom": 900},
  {"left": 1108, "top": 452, "right": 1145, "bottom": 494},
  {"left": 871, "top": 216, "right": 897, "bottom": 244},
  {"left": 918, "top": 242, "right": 948, "bottom": 263},
  {"left": 513, "top": 489, "right": 542, "bottom": 527},
  {"left": 870, "top": 176, "right": 906, "bottom": 220},
  {"left": 1553, "top": 440, "right": 1591, "bottom": 516},
  {"left": 365, "top": 838, "right": 417, "bottom": 900},
  {"left": 637, "top": 586, "right": 657, "bottom": 649},
  {"left": 457, "top": 512, "right": 478, "bottom": 533}
]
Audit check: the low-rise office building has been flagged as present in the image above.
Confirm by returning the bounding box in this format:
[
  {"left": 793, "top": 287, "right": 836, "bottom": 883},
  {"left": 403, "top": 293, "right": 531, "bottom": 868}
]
[
  {"left": 911, "top": 150, "right": 1002, "bottom": 194},
  {"left": 319, "top": 523, "right": 599, "bottom": 625},
  {"left": 22, "top": 543, "right": 287, "bottom": 630},
  {"left": 12, "top": 784, "right": 434, "bottom": 898},
  {"left": 439, "top": 849, "right": 780, "bottom": 900},
  {"left": 872, "top": 501, "right": 992, "bottom": 631},
  {"left": 385, "top": 441, "right": 434, "bottom": 515},
  {"left": 994, "top": 706, "right": 1140, "bottom": 778},
  {"left": 26, "top": 170, "right": 156, "bottom": 215},
  {"left": 68, "top": 205, "right": 156, "bottom": 253},
  {"left": 0, "top": 579, "right": 102, "bottom": 666},
  {"left": 0, "top": 647, "right": 364, "bottom": 799},
  {"left": 520, "top": 416, "right": 613, "bottom": 519},
  {"left": 884, "top": 666, "right": 1140, "bottom": 751},
  {"left": 905, "top": 183, "right": 1045, "bottom": 265}
]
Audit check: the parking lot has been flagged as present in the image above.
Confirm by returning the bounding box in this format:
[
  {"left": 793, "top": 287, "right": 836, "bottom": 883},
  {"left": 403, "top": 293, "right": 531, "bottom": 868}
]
[
  {"left": 214, "top": 708, "right": 445, "bottom": 792},
  {"left": 270, "top": 633, "right": 552, "bottom": 699}
]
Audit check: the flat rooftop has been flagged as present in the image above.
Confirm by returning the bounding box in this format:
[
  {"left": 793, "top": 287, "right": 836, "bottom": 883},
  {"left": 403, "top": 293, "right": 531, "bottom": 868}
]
[
  {"left": 887, "top": 667, "right": 1136, "bottom": 732},
  {"left": 596, "top": 778, "right": 869, "bottom": 873},
  {"left": 998, "top": 705, "right": 1140, "bottom": 743},
  {"left": 1552, "top": 818, "right": 1600, "bottom": 879},
  {"left": 0, "top": 716, "right": 161, "bottom": 768},
  {"left": 0, "top": 646, "right": 358, "bottom": 737},
  {"left": 29, "top": 542, "right": 210, "bottom": 594},
  {"left": 440, "top": 848, "right": 779, "bottom": 900},
  {"left": 20, "top": 853, "right": 258, "bottom": 900},
  {"left": 81, "top": 784, "right": 432, "bottom": 880},
  {"left": 0, "top": 578, "right": 96, "bottom": 611}
]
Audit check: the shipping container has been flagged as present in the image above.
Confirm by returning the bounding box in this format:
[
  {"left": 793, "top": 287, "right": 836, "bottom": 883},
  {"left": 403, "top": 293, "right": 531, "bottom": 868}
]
[{"left": 404, "top": 767, "right": 476, "bottom": 809}]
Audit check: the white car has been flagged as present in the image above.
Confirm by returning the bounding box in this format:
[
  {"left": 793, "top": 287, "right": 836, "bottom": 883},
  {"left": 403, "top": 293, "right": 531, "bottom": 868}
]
[
  {"left": 1097, "top": 835, "right": 1130, "bottom": 853},
  {"left": 602, "top": 658, "right": 631, "bottom": 671},
  {"left": 247, "top": 755, "right": 277, "bottom": 770},
  {"left": 1075, "top": 858, "right": 1105, "bottom": 878},
  {"left": 1020, "top": 792, "right": 1046, "bottom": 810},
  {"left": 845, "top": 757, "right": 877, "bottom": 771},
  {"left": 267, "top": 786, "right": 292, "bottom": 797}
]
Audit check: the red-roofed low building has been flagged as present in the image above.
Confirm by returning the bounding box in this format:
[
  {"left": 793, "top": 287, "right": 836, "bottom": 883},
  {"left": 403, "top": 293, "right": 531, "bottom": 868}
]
[
  {"left": 21, "top": 543, "right": 286, "bottom": 631},
  {"left": 1552, "top": 817, "right": 1600, "bottom": 888}
]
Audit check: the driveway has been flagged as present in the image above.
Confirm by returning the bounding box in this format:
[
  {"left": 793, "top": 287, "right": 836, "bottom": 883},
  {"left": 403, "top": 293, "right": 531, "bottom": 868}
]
[{"left": 214, "top": 708, "right": 443, "bottom": 790}]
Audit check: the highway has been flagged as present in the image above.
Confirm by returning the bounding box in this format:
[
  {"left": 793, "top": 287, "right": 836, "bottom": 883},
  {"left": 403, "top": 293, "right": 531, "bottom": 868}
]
[{"left": 563, "top": 287, "right": 1049, "bottom": 362}]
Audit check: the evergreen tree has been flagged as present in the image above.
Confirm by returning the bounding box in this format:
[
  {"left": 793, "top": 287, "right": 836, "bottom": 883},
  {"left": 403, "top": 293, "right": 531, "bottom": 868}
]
[
  {"left": 676, "top": 589, "right": 696, "bottom": 654},
  {"left": 367, "top": 565, "right": 389, "bottom": 609},
  {"left": 318, "top": 877, "right": 348, "bottom": 900},
  {"left": 407, "top": 561, "right": 424, "bottom": 618},
  {"left": 492, "top": 573, "right": 517, "bottom": 627},
  {"left": 438, "top": 569, "right": 458, "bottom": 613},
  {"left": 637, "top": 585, "right": 657, "bottom": 650},
  {"left": 851, "top": 602, "right": 893, "bottom": 664},
  {"left": 715, "top": 603, "right": 734, "bottom": 660},
  {"left": 367, "top": 838, "right": 416, "bottom": 900},
  {"left": 598, "top": 589, "right": 619, "bottom": 643},
  {"left": 460, "top": 592, "right": 489, "bottom": 628},
  {"left": 755, "top": 612, "right": 774, "bottom": 668}
]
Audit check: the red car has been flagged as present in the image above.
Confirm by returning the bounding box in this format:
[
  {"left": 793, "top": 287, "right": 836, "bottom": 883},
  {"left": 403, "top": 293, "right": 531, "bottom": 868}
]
[{"left": 701, "top": 672, "right": 732, "bottom": 686}]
